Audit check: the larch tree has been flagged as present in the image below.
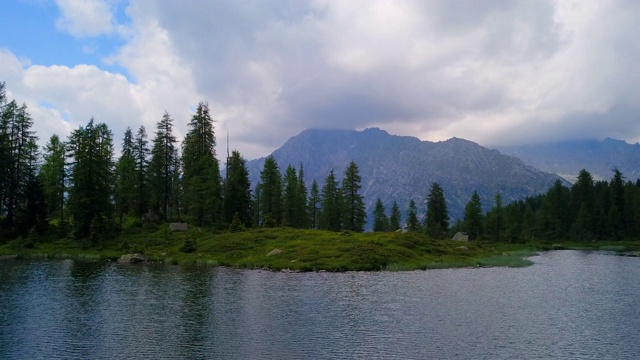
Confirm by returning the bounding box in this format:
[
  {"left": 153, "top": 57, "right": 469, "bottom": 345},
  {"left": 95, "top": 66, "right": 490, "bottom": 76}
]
[
  {"left": 308, "top": 179, "right": 320, "bottom": 229},
  {"left": 372, "top": 198, "right": 389, "bottom": 232},
  {"left": 463, "top": 190, "right": 483, "bottom": 239},
  {"left": 222, "top": 150, "right": 252, "bottom": 228},
  {"left": 259, "top": 156, "right": 282, "bottom": 227},
  {"left": 181, "top": 102, "right": 222, "bottom": 227},
  {"left": 148, "top": 111, "right": 179, "bottom": 220},
  {"left": 425, "top": 182, "right": 449, "bottom": 239},
  {"left": 341, "top": 161, "right": 366, "bottom": 232},
  {"left": 132, "top": 125, "right": 150, "bottom": 217},
  {"left": 40, "top": 134, "right": 67, "bottom": 224},
  {"left": 389, "top": 201, "right": 401, "bottom": 231},
  {"left": 319, "top": 169, "right": 341, "bottom": 231},
  {"left": 114, "top": 128, "right": 136, "bottom": 223},
  {"left": 282, "top": 164, "right": 298, "bottom": 227}
]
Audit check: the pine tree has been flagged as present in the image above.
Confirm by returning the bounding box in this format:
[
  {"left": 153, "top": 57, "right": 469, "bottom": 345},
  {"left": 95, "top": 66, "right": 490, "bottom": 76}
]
[
  {"left": 406, "top": 199, "right": 419, "bottom": 231},
  {"left": 425, "top": 182, "right": 449, "bottom": 239},
  {"left": 40, "top": 134, "right": 67, "bottom": 223},
  {"left": 463, "top": 190, "right": 482, "bottom": 239},
  {"left": 296, "top": 165, "right": 309, "bottom": 229},
  {"left": 341, "top": 161, "right": 366, "bottom": 232},
  {"left": 308, "top": 179, "right": 320, "bottom": 229},
  {"left": 373, "top": 198, "right": 389, "bottom": 232},
  {"left": 487, "top": 193, "right": 504, "bottom": 242},
  {"left": 132, "top": 126, "right": 149, "bottom": 217},
  {"left": 223, "top": 150, "right": 252, "bottom": 227},
  {"left": 319, "top": 170, "right": 341, "bottom": 231},
  {"left": 114, "top": 128, "right": 136, "bottom": 223},
  {"left": 389, "top": 201, "right": 401, "bottom": 231},
  {"left": 259, "top": 156, "right": 282, "bottom": 226},
  {"left": 148, "top": 111, "right": 179, "bottom": 220},
  {"left": 282, "top": 164, "right": 298, "bottom": 227},
  {"left": 67, "top": 119, "right": 115, "bottom": 243},
  {"left": 181, "top": 102, "right": 221, "bottom": 226}
]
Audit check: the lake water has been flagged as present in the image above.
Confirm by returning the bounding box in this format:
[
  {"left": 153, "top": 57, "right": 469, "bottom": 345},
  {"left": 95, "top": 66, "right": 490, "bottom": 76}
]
[{"left": 1, "top": 251, "right": 640, "bottom": 359}]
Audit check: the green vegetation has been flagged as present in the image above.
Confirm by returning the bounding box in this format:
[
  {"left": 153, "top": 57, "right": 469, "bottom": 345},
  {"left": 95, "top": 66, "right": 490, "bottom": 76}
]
[{"left": 0, "top": 224, "right": 543, "bottom": 271}]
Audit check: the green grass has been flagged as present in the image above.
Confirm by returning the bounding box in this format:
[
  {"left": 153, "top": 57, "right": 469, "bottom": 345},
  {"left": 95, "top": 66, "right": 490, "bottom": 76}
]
[{"left": 0, "top": 225, "right": 542, "bottom": 271}]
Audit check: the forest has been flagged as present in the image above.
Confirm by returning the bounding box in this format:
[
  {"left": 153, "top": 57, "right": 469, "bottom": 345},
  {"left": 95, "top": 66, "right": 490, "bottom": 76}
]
[{"left": 1, "top": 80, "right": 640, "bottom": 250}]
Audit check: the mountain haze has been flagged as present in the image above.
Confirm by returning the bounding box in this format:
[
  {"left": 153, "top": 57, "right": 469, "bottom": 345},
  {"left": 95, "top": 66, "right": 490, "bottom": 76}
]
[
  {"left": 245, "top": 128, "right": 563, "bottom": 226},
  {"left": 497, "top": 138, "right": 640, "bottom": 183}
]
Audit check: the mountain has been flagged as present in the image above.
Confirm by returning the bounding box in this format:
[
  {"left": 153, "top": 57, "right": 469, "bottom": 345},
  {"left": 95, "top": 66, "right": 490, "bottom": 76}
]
[
  {"left": 496, "top": 138, "right": 640, "bottom": 183},
  {"left": 246, "top": 128, "right": 564, "bottom": 225}
]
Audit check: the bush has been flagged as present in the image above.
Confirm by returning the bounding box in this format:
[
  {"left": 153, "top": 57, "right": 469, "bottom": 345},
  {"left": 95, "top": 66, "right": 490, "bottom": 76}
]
[{"left": 180, "top": 236, "right": 197, "bottom": 253}]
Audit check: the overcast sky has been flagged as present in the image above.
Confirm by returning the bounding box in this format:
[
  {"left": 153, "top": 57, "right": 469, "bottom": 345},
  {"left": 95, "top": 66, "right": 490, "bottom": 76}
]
[{"left": 1, "top": 0, "right": 639, "bottom": 159}]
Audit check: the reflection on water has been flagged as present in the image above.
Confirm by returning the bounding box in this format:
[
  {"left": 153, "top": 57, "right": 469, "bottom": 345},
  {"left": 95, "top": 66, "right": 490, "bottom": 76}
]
[{"left": 1, "top": 251, "right": 639, "bottom": 359}]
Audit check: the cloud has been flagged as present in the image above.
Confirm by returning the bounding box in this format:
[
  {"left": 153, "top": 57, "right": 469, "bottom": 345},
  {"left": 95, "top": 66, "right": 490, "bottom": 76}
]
[
  {"left": 55, "top": 0, "right": 116, "bottom": 37},
  {"left": 4, "top": 0, "right": 640, "bottom": 160}
]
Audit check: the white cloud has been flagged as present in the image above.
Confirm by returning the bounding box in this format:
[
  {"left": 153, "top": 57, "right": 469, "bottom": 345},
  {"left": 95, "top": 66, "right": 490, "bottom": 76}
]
[{"left": 55, "top": 0, "right": 116, "bottom": 37}]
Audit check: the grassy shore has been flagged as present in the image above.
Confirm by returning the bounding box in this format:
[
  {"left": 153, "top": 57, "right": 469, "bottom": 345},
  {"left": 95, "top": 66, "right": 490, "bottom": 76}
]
[{"left": 2, "top": 224, "right": 637, "bottom": 271}]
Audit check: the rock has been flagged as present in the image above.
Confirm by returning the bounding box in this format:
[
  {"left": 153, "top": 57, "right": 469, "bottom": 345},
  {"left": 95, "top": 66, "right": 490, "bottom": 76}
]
[
  {"left": 452, "top": 232, "right": 469, "bottom": 241},
  {"left": 551, "top": 244, "right": 566, "bottom": 250},
  {"left": 0, "top": 255, "right": 18, "bottom": 261},
  {"left": 267, "top": 248, "right": 282, "bottom": 256},
  {"left": 118, "top": 253, "right": 149, "bottom": 264},
  {"left": 170, "top": 223, "right": 188, "bottom": 231},
  {"left": 457, "top": 246, "right": 468, "bottom": 250}
]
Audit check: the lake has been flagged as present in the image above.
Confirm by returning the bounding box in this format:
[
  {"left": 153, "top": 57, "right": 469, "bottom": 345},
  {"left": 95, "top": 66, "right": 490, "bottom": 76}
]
[{"left": 1, "top": 251, "right": 639, "bottom": 359}]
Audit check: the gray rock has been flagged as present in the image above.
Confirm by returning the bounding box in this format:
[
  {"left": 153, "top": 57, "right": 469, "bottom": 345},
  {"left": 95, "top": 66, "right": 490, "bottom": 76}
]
[
  {"left": 0, "top": 255, "right": 18, "bottom": 261},
  {"left": 118, "top": 253, "right": 149, "bottom": 264},
  {"left": 267, "top": 248, "right": 282, "bottom": 256},
  {"left": 452, "top": 232, "right": 469, "bottom": 241},
  {"left": 170, "top": 223, "right": 188, "bottom": 231},
  {"left": 457, "top": 246, "right": 468, "bottom": 250}
]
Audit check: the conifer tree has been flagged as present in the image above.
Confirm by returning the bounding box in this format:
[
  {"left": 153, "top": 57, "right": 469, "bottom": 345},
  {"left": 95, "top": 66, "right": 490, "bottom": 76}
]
[
  {"left": 341, "top": 161, "right": 366, "bottom": 232},
  {"left": 132, "top": 126, "right": 149, "bottom": 217},
  {"left": 373, "top": 198, "right": 389, "bottom": 232},
  {"left": 114, "top": 128, "right": 136, "bottom": 223},
  {"left": 40, "top": 134, "right": 66, "bottom": 223},
  {"left": 282, "top": 164, "right": 298, "bottom": 227},
  {"left": 463, "top": 190, "right": 482, "bottom": 239},
  {"left": 487, "top": 193, "right": 504, "bottom": 242},
  {"left": 223, "top": 150, "right": 252, "bottom": 227},
  {"left": 406, "top": 199, "right": 419, "bottom": 231},
  {"left": 67, "top": 119, "right": 115, "bottom": 242},
  {"left": 296, "top": 165, "right": 309, "bottom": 229},
  {"left": 308, "top": 179, "right": 320, "bottom": 229},
  {"left": 425, "top": 182, "right": 449, "bottom": 239},
  {"left": 181, "top": 102, "right": 221, "bottom": 226},
  {"left": 259, "top": 156, "right": 282, "bottom": 226},
  {"left": 389, "top": 201, "right": 401, "bottom": 231},
  {"left": 148, "top": 111, "right": 179, "bottom": 220},
  {"left": 319, "top": 169, "right": 341, "bottom": 231}
]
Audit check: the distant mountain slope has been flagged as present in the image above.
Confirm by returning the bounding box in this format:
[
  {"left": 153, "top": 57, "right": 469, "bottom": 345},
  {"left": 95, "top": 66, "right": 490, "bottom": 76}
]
[
  {"left": 246, "top": 128, "right": 564, "bottom": 225},
  {"left": 497, "top": 138, "right": 640, "bottom": 183}
]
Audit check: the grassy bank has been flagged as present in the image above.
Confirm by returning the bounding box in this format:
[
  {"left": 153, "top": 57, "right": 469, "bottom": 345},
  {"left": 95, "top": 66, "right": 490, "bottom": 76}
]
[{"left": 0, "top": 225, "right": 545, "bottom": 271}]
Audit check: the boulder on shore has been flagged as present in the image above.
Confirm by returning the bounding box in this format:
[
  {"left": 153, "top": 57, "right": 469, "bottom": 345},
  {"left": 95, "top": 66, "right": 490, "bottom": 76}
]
[
  {"left": 118, "top": 253, "right": 149, "bottom": 264},
  {"left": 267, "top": 248, "right": 282, "bottom": 256},
  {"left": 452, "top": 232, "right": 469, "bottom": 242},
  {"left": 0, "top": 255, "right": 18, "bottom": 261}
]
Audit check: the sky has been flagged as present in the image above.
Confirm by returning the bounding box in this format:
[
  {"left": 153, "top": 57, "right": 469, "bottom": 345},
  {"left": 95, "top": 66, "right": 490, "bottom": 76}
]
[{"left": 1, "top": 0, "right": 639, "bottom": 159}]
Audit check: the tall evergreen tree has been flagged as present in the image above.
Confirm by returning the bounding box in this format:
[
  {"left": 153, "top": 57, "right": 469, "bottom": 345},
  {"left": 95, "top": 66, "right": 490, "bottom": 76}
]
[
  {"left": 463, "top": 190, "right": 482, "bottom": 239},
  {"left": 308, "top": 179, "right": 320, "bottom": 229},
  {"left": 487, "top": 193, "right": 504, "bottom": 242},
  {"left": 570, "top": 169, "right": 595, "bottom": 239},
  {"left": 296, "top": 165, "right": 309, "bottom": 229},
  {"left": 406, "top": 199, "right": 419, "bottom": 231},
  {"left": 148, "top": 111, "right": 179, "bottom": 220},
  {"left": 282, "top": 164, "right": 299, "bottom": 227},
  {"left": 40, "top": 134, "right": 67, "bottom": 223},
  {"left": 67, "top": 119, "right": 115, "bottom": 243},
  {"left": 341, "top": 161, "right": 366, "bottom": 232},
  {"left": 222, "top": 150, "right": 252, "bottom": 227},
  {"left": 259, "top": 156, "right": 282, "bottom": 226},
  {"left": 132, "top": 125, "right": 149, "bottom": 217},
  {"left": 114, "top": 128, "right": 136, "bottom": 223},
  {"left": 373, "top": 198, "right": 389, "bottom": 232},
  {"left": 389, "top": 201, "right": 401, "bottom": 231},
  {"left": 319, "top": 170, "right": 341, "bottom": 231},
  {"left": 181, "top": 102, "right": 221, "bottom": 226},
  {"left": 425, "top": 182, "right": 449, "bottom": 239}
]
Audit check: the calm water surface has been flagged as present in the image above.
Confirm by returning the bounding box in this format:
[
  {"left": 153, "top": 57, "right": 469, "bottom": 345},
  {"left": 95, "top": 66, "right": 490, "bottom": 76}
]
[{"left": 1, "top": 251, "right": 640, "bottom": 359}]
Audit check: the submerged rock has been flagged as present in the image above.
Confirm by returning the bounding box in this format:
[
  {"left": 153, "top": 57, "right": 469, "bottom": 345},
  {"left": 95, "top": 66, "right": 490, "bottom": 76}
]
[{"left": 118, "top": 253, "right": 149, "bottom": 264}]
